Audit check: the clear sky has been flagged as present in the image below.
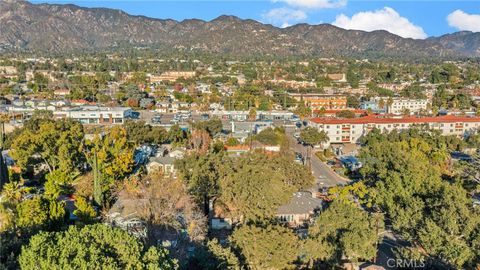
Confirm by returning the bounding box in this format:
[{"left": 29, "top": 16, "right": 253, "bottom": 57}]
[{"left": 31, "top": 0, "right": 480, "bottom": 39}]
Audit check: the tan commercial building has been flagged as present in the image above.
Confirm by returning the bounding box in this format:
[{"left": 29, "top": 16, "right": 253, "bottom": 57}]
[{"left": 289, "top": 93, "right": 347, "bottom": 110}]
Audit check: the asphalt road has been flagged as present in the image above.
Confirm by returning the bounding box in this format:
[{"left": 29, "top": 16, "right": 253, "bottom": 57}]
[{"left": 285, "top": 126, "right": 350, "bottom": 189}]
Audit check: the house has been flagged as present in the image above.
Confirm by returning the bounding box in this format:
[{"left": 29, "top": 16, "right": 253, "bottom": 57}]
[
  {"left": 168, "top": 148, "right": 185, "bottom": 159},
  {"left": 276, "top": 191, "right": 323, "bottom": 227},
  {"left": 106, "top": 197, "right": 148, "bottom": 238},
  {"left": 209, "top": 200, "right": 233, "bottom": 230},
  {"left": 231, "top": 121, "right": 273, "bottom": 135},
  {"left": 146, "top": 156, "right": 176, "bottom": 175},
  {"left": 139, "top": 98, "right": 155, "bottom": 109}
]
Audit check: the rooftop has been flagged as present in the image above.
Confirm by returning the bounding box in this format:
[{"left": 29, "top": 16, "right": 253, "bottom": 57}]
[
  {"left": 277, "top": 191, "right": 322, "bottom": 215},
  {"left": 310, "top": 115, "right": 480, "bottom": 125}
]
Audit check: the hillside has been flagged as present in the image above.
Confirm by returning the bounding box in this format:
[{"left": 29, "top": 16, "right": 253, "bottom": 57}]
[{"left": 1, "top": 0, "right": 479, "bottom": 58}]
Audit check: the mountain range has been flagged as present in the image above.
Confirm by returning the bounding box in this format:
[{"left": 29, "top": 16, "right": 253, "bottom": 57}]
[{"left": 1, "top": 0, "right": 480, "bottom": 58}]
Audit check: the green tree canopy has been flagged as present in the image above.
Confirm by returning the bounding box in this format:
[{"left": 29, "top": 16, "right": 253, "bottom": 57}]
[
  {"left": 19, "top": 224, "right": 177, "bottom": 270},
  {"left": 10, "top": 119, "right": 85, "bottom": 173},
  {"left": 303, "top": 201, "right": 381, "bottom": 267},
  {"left": 16, "top": 196, "right": 67, "bottom": 232},
  {"left": 299, "top": 127, "right": 328, "bottom": 147},
  {"left": 231, "top": 224, "right": 299, "bottom": 270}
]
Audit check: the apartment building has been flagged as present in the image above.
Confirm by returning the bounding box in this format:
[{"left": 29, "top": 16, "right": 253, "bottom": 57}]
[
  {"left": 288, "top": 93, "right": 347, "bottom": 110},
  {"left": 373, "top": 97, "right": 429, "bottom": 115},
  {"left": 308, "top": 115, "right": 480, "bottom": 146}
]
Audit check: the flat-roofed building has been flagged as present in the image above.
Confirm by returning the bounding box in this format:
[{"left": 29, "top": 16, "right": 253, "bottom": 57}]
[
  {"left": 150, "top": 71, "right": 196, "bottom": 83},
  {"left": 54, "top": 106, "right": 133, "bottom": 124},
  {"left": 289, "top": 93, "right": 347, "bottom": 110},
  {"left": 309, "top": 115, "right": 480, "bottom": 146},
  {"left": 377, "top": 98, "right": 429, "bottom": 115}
]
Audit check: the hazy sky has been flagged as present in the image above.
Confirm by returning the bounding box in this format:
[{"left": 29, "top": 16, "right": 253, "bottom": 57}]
[{"left": 32, "top": 0, "right": 480, "bottom": 39}]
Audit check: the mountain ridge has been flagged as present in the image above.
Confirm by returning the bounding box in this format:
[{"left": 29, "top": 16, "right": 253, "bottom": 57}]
[{"left": 1, "top": 0, "right": 479, "bottom": 58}]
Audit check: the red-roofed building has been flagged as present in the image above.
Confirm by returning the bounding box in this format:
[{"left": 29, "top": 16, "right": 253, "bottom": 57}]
[{"left": 308, "top": 115, "right": 480, "bottom": 146}]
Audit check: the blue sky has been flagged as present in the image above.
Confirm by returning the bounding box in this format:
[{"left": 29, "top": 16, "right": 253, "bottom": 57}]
[{"left": 31, "top": 1, "right": 480, "bottom": 39}]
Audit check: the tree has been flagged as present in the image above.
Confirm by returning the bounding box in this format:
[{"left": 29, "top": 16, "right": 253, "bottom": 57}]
[
  {"left": 254, "top": 128, "right": 281, "bottom": 146},
  {"left": 44, "top": 170, "right": 76, "bottom": 199},
  {"left": 177, "top": 151, "right": 314, "bottom": 221},
  {"left": 19, "top": 224, "right": 177, "bottom": 270},
  {"left": 191, "top": 239, "right": 240, "bottom": 270},
  {"left": 192, "top": 118, "right": 223, "bottom": 137},
  {"left": 248, "top": 108, "right": 257, "bottom": 121},
  {"left": 231, "top": 224, "right": 299, "bottom": 269},
  {"left": 168, "top": 124, "right": 188, "bottom": 146},
  {"left": 359, "top": 129, "right": 480, "bottom": 268},
  {"left": 206, "top": 239, "right": 240, "bottom": 270},
  {"left": 303, "top": 201, "right": 381, "bottom": 267},
  {"left": 73, "top": 196, "right": 96, "bottom": 223},
  {"left": 132, "top": 174, "right": 207, "bottom": 242},
  {"left": 335, "top": 110, "right": 356, "bottom": 118},
  {"left": 16, "top": 196, "right": 67, "bottom": 232},
  {"left": 299, "top": 127, "right": 328, "bottom": 147},
  {"left": 294, "top": 102, "right": 312, "bottom": 119},
  {"left": 175, "top": 153, "right": 224, "bottom": 214},
  {"left": 10, "top": 119, "right": 85, "bottom": 173},
  {"left": 84, "top": 126, "right": 134, "bottom": 206},
  {"left": 123, "top": 120, "right": 168, "bottom": 145},
  {"left": 217, "top": 153, "right": 293, "bottom": 222},
  {"left": 190, "top": 129, "right": 211, "bottom": 154},
  {"left": 346, "top": 95, "right": 360, "bottom": 108},
  {"left": 225, "top": 137, "right": 240, "bottom": 146}
]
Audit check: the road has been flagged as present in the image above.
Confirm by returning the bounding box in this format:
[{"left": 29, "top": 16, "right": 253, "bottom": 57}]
[{"left": 285, "top": 126, "right": 350, "bottom": 189}]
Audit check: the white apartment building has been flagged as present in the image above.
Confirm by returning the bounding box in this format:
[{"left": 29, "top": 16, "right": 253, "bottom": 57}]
[
  {"left": 308, "top": 115, "right": 480, "bottom": 146},
  {"left": 53, "top": 106, "right": 133, "bottom": 124},
  {"left": 374, "top": 98, "right": 429, "bottom": 115}
]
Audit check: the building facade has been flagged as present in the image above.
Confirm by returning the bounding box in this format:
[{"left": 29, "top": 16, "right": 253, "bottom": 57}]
[
  {"left": 380, "top": 98, "right": 429, "bottom": 115},
  {"left": 289, "top": 93, "right": 347, "bottom": 110},
  {"left": 309, "top": 115, "right": 480, "bottom": 146},
  {"left": 54, "top": 106, "right": 133, "bottom": 124}
]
